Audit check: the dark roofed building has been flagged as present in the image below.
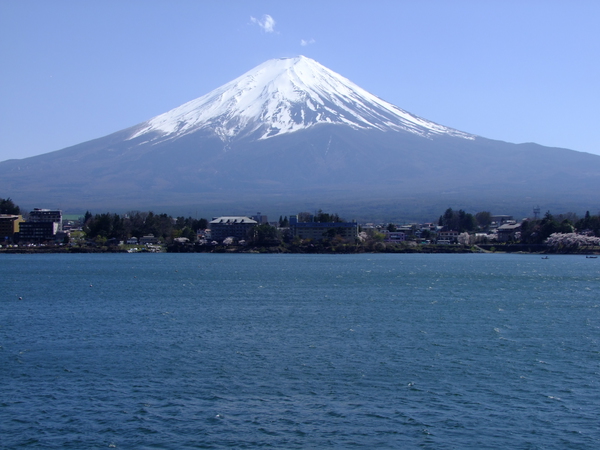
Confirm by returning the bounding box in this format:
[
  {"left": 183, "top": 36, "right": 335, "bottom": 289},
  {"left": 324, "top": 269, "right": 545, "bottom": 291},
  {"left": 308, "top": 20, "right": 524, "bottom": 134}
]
[
  {"left": 209, "top": 216, "right": 258, "bottom": 242},
  {"left": 497, "top": 223, "right": 522, "bottom": 242}
]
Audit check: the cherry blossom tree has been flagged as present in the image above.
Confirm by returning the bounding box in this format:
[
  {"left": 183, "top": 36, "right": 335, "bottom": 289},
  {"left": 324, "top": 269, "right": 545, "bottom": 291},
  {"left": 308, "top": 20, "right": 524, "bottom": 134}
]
[{"left": 545, "top": 233, "right": 600, "bottom": 250}]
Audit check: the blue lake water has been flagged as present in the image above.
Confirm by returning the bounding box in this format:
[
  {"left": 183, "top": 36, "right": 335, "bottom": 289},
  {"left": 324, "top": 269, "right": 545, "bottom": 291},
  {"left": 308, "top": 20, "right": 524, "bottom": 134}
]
[{"left": 1, "top": 253, "right": 600, "bottom": 449}]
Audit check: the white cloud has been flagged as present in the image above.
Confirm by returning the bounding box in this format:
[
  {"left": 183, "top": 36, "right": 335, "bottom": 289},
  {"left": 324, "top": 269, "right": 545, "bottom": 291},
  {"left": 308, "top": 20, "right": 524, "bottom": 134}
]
[
  {"left": 300, "top": 38, "right": 316, "bottom": 46},
  {"left": 251, "top": 14, "right": 276, "bottom": 33}
]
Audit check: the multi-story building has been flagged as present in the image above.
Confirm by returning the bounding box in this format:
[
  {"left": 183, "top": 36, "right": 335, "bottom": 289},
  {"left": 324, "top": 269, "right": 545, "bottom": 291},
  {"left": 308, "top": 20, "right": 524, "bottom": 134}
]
[
  {"left": 139, "top": 234, "right": 159, "bottom": 245},
  {"left": 209, "top": 216, "right": 258, "bottom": 242},
  {"left": 383, "top": 231, "right": 406, "bottom": 243},
  {"left": 251, "top": 213, "right": 269, "bottom": 224},
  {"left": 490, "top": 215, "right": 514, "bottom": 229},
  {"left": 289, "top": 215, "right": 358, "bottom": 241},
  {"left": 18, "top": 208, "right": 63, "bottom": 242},
  {"left": 497, "top": 223, "right": 522, "bottom": 242},
  {"left": 28, "top": 208, "right": 63, "bottom": 231},
  {"left": 0, "top": 214, "right": 24, "bottom": 241},
  {"left": 19, "top": 221, "right": 59, "bottom": 242},
  {"left": 437, "top": 230, "right": 459, "bottom": 244}
]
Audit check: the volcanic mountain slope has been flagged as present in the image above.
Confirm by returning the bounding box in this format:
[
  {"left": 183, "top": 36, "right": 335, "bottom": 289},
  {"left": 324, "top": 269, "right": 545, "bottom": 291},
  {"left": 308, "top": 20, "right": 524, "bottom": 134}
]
[
  {"left": 127, "top": 55, "right": 475, "bottom": 143},
  {"left": 1, "top": 56, "right": 599, "bottom": 221}
]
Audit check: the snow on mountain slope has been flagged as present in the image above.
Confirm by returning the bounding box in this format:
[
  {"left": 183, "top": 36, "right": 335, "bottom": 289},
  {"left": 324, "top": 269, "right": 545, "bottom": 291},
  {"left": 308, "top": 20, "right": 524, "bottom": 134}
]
[{"left": 128, "top": 56, "right": 474, "bottom": 143}]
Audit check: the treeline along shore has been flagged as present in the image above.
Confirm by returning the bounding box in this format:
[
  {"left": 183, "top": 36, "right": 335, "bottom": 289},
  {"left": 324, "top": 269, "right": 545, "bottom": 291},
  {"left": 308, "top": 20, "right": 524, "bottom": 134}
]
[{"left": 1, "top": 197, "right": 600, "bottom": 254}]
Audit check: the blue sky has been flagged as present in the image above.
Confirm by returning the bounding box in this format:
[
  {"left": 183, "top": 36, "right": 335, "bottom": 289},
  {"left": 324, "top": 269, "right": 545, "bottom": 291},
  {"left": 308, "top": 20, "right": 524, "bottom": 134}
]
[{"left": 1, "top": 0, "right": 599, "bottom": 161}]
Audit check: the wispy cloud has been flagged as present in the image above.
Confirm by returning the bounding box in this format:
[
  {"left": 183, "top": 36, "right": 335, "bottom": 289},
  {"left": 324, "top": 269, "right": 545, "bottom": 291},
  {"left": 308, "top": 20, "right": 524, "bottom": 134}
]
[
  {"left": 251, "top": 14, "right": 276, "bottom": 33},
  {"left": 300, "top": 38, "right": 316, "bottom": 46}
]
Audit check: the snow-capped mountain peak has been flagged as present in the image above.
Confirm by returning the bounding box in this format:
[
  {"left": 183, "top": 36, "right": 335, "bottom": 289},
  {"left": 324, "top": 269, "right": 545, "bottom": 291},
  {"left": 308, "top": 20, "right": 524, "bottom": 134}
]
[{"left": 128, "top": 56, "right": 474, "bottom": 142}]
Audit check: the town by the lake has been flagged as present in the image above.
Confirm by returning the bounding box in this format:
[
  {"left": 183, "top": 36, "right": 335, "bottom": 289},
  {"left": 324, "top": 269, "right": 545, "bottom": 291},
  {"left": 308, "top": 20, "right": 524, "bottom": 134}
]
[{"left": 1, "top": 197, "right": 599, "bottom": 254}]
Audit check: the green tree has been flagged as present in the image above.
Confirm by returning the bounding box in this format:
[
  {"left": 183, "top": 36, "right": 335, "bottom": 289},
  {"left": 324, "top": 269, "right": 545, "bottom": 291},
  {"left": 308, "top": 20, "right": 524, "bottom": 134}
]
[
  {"left": 575, "top": 211, "right": 600, "bottom": 236},
  {"left": 251, "top": 224, "right": 280, "bottom": 246},
  {"left": 559, "top": 219, "right": 573, "bottom": 234},
  {"left": 147, "top": 213, "right": 174, "bottom": 240},
  {"left": 439, "top": 207, "right": 475, "bottom": 232},
  {"left": 475, "top": 211, "right": 492, "bottom": 230},
  {"left": 440, "top": 208, "right": 454, "bottom": 229},
  {"left": 579, "top": 211, "right": 592, "bottom": 230},
  {"left": 124, "top": 211, "right": 148, "bottom": 238},
  {"left": 0, "top": 197, "right": 20, "bottom": 215},
  {"left": 197, "top": 218, "right": 208, "bottom": 230},
  {"left": 174, "top": 216, "right": 207, "bottom": 237},
  {"left": 279, "top": 216, "right": 289, "bottom": 227},
  {"left": 521, "top": 211, "right": 565, "bottom": 244},
  {"left": 179, "top": 226, "right": 197, "bottom": 242},
  {"left": 314, "top": 209, "right": 343, "bottom": 223},
  {"left": 85, "top": 213, "right": 114, "bottom": 238},
  {"left": 458, "top": 210, "right": 476, "bottom": 232}
]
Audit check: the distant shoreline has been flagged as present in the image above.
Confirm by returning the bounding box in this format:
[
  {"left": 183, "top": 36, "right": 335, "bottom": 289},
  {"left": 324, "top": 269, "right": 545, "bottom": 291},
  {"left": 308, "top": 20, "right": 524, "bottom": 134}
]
[{"left": 2, "top": 242, "right": 597, "bottom": 255}]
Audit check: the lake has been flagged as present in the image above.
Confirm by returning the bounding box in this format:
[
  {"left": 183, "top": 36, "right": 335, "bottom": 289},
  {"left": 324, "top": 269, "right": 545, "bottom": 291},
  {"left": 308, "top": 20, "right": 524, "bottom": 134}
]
[{"left": 1, "top": 253, "right": 599, "bottom": 449}]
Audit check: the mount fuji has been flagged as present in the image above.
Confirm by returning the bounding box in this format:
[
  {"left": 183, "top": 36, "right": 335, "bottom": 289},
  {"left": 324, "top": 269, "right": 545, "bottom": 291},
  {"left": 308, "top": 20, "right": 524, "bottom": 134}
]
[
  {"left": 1, "top": 56, "right": 599, "bottom": 220},
  {"left": 127, "top": 56, "right": 473, "bottom": 144}
]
